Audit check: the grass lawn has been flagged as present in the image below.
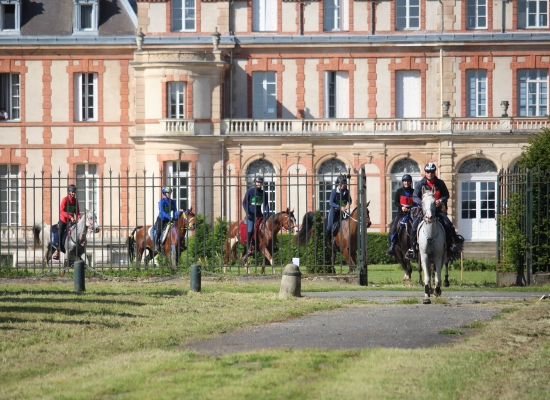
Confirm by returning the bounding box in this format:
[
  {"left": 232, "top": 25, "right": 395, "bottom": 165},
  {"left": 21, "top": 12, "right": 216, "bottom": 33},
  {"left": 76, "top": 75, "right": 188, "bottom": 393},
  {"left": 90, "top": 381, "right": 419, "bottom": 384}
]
[{"left": 1, "top": 280, "right": 550, "bottom": 399}]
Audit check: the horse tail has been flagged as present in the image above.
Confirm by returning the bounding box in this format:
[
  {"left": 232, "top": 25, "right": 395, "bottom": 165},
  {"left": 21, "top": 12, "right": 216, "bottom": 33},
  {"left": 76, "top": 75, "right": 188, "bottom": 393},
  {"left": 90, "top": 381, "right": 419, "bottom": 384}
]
[
  {"left": 294, "top": 212, "right": 315, "bottom": 246},
  {"left": 126, "top": 226, "right": 141, "bottom": 263},
  {"left": 32, "top": 223, "right": 42, "bottom": 248}
]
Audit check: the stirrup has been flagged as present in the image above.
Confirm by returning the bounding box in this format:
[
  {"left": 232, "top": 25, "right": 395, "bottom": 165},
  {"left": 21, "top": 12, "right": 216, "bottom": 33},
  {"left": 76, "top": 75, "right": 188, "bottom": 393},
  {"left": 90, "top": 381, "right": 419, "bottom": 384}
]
[
  {"left": 405, "top": 248, "right": 416, "bottom": 260},
  {"left": 52, "top": 251, "right": 59, "bottom": 260}
]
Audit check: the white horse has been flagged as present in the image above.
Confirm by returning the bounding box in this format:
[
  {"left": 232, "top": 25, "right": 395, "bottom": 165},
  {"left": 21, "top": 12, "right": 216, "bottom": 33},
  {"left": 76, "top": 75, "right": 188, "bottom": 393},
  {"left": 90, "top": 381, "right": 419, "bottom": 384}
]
[
  {"left": 33, "top": 210, "right": 100, "bottom": 270},
  {"left": 417, "top": 191, "right": 447, "bottom": 304}
]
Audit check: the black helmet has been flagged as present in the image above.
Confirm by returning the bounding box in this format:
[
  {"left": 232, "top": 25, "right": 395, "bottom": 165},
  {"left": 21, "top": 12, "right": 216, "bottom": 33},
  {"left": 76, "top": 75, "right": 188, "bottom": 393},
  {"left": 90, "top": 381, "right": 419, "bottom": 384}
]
[
  {"left": 68, "top": 184, "right": 77, "bottom": 193},
  {"left": 424, "top": 162, "right": 437, "bottom": 172},
  {"left": 402, "top": 174, "right": 412, "bottom": 182},
  {"left": 254, "top": 176, "right": 264, "bottom": 184},
  {"left": 336, "top": 175, "right": 348, "bottom": 185}
]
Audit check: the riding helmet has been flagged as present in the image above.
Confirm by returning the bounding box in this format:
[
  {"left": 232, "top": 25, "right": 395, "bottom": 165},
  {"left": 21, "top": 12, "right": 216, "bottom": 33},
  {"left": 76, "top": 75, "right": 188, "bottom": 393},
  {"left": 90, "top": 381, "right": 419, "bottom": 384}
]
[
  {"left": 162, "top": 186, "right": 172, "bottom": 194},
  {"left": 336, "top": 175, "right": 347, "bottom": 185},
  {"left": 254, "top": 176, "right": 264, "bottom": 184},
  {"left": 424, "top": 162, "right": 437, "bottom": 172},
  {"left": 401, "top": 174, "right": 412, "bottom": 182},
  {"left": 68, "top": 184, "right": 77, "bottom": 193}
]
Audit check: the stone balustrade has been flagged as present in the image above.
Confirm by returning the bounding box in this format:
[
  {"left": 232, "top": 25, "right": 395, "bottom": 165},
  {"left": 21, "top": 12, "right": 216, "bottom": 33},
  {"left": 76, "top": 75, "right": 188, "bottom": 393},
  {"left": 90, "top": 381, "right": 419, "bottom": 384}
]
[{"left": 159, "top": 119, "right": 195, "bottom": 134}]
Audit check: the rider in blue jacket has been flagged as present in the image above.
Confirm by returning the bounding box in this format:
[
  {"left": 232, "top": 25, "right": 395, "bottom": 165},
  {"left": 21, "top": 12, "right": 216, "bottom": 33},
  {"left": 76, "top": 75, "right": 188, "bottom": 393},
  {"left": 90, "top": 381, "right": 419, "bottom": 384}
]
[
  {"left": 154, "top": 186, "right": 179, "bottom": 252},
  {"left": 326, "top": 175, "right": 352, "bottom": 240},
  {"left": 242, "top": 176, "right": 270, "bottom": 254}
]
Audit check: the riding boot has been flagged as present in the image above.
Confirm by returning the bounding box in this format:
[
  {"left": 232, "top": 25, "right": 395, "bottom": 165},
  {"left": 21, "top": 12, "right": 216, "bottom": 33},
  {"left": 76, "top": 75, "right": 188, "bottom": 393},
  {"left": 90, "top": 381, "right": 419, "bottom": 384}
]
[
  {"left": 246, "top": 232, "right": 254, "bottom": 254},
  {"left": 386, "top": 234, "right": 396, "bottom": 256},
  {"left": 52, "top": 250, "right": 59, "bottom": 260},
  {"left": 453, "top": 230, "right": 465, "bottom": 243},
  {"left": 445, "top": 228, "right": 457, "bottom": 255}
]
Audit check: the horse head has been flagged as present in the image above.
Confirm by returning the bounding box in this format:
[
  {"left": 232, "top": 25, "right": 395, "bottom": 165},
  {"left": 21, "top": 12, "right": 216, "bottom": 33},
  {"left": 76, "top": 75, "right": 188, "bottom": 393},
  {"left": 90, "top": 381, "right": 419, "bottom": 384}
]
[
  {"left": 179, "top": 208, "right": 197, "bottom": 232},
  {"left": 422, "top": 192, "right": 437, "bottom": 223},
  {"left": 85, "top": 210, "right": 100, "bottom": 234},
  {"left": 282, "top": 208, "right": 298, "bottom": 234},
  {"left": 365, "top": 201, "right": 372, "bottom": 228}
]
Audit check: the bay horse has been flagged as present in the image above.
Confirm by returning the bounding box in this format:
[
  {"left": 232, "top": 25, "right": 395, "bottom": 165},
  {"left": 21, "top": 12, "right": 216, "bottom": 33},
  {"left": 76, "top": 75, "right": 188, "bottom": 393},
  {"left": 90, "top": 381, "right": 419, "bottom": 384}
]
[
  {"left": 127, "top": 209, "right": 196, "bottom": 266},
  {"left": 294, "top": 202, "right": 371, "bottom": 269},
  {"left": 33, "top": 209, "right": 100, "bottom": 271},
  {"left": 224, "top": 208, "right": 297, "bottom": 274},
  {"left": 417, "top": 191, "right": 446, "bottom": 304},
  {"left": 392, "top": 212, "right": 421, "bottom": 284}
]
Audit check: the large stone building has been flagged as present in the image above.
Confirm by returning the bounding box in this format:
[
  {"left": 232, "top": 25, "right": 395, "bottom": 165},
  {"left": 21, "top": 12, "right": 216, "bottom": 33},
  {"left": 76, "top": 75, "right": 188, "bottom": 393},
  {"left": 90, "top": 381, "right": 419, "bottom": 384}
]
[{"left": 1, "top": 0, "right": 549, "bottom": 244}]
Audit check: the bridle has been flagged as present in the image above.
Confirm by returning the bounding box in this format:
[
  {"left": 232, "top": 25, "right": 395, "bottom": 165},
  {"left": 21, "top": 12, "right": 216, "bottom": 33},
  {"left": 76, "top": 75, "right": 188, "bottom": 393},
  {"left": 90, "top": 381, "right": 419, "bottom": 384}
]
[{"left": 282, "top": 212, "right": 297, "bottom": 233}]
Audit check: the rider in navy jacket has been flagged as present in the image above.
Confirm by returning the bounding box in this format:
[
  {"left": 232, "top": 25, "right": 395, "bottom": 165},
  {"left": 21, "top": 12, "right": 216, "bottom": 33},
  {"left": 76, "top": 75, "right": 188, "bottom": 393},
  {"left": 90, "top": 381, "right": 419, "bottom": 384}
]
[
  {"left": 326, "top": 175, "right": 352, "bottom": 239},
  {"left": 386, "top": 174, "right": 414, "bottom": 256},
  {"left": 242, "top": 176, "right": 270, "bottom": 254},
  {"left": 154, "top": 186, "right": 179, "bottom": 251},
  {"left": 406, "top": 163, "right": 463, "bottom": 260}
]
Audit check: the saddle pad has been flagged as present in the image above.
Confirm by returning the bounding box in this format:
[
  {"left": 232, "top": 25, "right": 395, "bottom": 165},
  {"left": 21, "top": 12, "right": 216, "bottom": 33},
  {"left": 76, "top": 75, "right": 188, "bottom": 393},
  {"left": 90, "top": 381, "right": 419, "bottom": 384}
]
[
  {"left": 239, "top": 221, "right": 247, "bottom": 243},
  {"left": 148, "top": 226, "right": 155, "bottom": 243}
]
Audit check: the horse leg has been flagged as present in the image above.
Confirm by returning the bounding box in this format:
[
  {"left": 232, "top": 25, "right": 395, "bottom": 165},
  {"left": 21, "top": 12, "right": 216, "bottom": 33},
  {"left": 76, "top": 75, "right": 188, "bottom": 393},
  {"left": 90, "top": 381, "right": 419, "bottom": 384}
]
[
  {"left": 443, "top": 261, "right": 450, "bottom": 287},
  {"left": 420, "top": 254, "right": 431, "bottom": 304},
  {"left": 434, "top": 259, "right": 443, "bottom": 297}
]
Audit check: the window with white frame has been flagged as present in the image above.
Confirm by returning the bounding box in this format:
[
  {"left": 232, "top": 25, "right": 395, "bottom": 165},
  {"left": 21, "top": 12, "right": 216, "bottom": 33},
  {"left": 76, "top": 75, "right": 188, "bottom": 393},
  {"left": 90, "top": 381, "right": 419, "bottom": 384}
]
[
  {"left": 518, "top": 69, "right": 548, "bottom": 117},
  {"left": 0, "top": 0, "right": 20, "bottom": 32},
  {"left": 518, "top": 0, "right": 548, "bottom": 28},
  {"left": 168, "top": 82, "right": 186, "bottom": 119},
  {"left": 73, "top": 0, "right": 99, "bottom": 33},
  {"left": 0, "top": 73, "right": 20, "bottom": 120},
  {"left": 396, "top": 0, "right": 420, "bottom": 30},
  {"left": 172, "top": 0, "right": 196, "bottom": 32},
  {"left": 324, "top": 0, "right": 349, "bottom": 31},
  {"left": 466, "top": 0, "right": 487, "bottom": 29},
  {"left": 166, "top": 161, "right": 191, "bottom": 211},
  {"left": 246, "top": 160, "right": 276, "bottom": 213},
  {"left": 467, "top": 70, "right": 488, "bottom": 117},
  {"left": 252, "top": 72, "right": 277, "bottom": 119},
  {"left": 76, "top": 164, "right": 99, "bottom": 216},
  {"left": 253, "top": 0, "right": 277, "bottom": 32},
  {"left": 0, "top": 164, "right": 19, "bottom": 225},
  {"left": 324, "top": 71, "right": 349, "bottom": 118},
  {"left": 74, "top": 73, "right": 97, "bottom": 122},
  {"left": 318, "top": 159, "right": 347, "bottom": 216}
]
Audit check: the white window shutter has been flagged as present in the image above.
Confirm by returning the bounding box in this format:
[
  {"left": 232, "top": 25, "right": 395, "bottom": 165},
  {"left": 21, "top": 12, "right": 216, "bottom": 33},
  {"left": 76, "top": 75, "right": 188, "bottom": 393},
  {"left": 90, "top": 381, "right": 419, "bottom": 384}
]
[
  {"left": 74, "top": 73, "right": 82, "bottom": 121},
  {"left": 267, "top": 0, "right": 277, "bottom": 31},
  {"left": 336, "top": 71, "right": 349, "bottom": 118},
  {"left": 341, "top": 0, "right": 349, "bottom": 31},
  {"left": 253, "top": 0, "right": 261, "bottom": 31},
  {"left": 324, "top": 71, "right": 330, "bottom": 118},
  {"left": 93, "top": 73, "right": 98, "bottom": 121}
]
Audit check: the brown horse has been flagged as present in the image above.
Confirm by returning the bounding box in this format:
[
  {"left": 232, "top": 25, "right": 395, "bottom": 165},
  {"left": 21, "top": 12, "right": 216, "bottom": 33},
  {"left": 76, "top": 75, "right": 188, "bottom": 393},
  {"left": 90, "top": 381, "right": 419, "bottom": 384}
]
[
  {"left": 224, "top": 208, "right": 297, "bottom": 274},
  {"left": 294, "top": 202, "right": 371, "bottom": 269},
  {"left": 127, "top": 208, "right": 196, "bottom": 266},
  {"left": 390, "top": 214, "right": 421, "bottom": 283}
]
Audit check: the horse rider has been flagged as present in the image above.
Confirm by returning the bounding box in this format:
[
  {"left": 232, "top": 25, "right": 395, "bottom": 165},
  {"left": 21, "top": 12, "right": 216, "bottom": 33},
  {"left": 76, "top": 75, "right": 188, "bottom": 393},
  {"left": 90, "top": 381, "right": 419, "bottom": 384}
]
[
  {"left": 326, "top": 175, "right": 352, "bottom": 240},
  {"left": 52, "top": 184, "right": 81, "bottom": 260},
  {"left": 406, "top": 163, "right": 464, "bottom": 260},
  {"left": 154, "top": 186, "right": 179, "bottom": 252},
  {"left": 242, "top": 176, "right": 270, "bottom": 254},
  {"left": 386, "top": 174, "right": 414, "bottom": 256}
]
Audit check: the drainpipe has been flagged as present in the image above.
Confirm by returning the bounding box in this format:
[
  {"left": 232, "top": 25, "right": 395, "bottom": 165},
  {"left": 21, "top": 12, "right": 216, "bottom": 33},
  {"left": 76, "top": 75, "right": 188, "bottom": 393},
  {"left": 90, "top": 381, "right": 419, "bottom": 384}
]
[
  {"left": 440, "top": 47, "right": 443, "bottom": 117},
  {"left": 501, "top": 0, "right": 506, "bottom": 33},
  {"left": 229, "top": 0, "right": 234, "bottom": 35},
  {"left": 438, "top": 0, "right": 444, "bottom": 34}
]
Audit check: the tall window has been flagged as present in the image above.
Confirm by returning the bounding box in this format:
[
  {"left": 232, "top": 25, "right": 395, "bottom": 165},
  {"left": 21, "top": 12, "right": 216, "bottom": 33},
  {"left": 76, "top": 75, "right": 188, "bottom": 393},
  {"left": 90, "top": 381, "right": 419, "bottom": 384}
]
[
  {"left": 246, "top": 160, "right": 276, "bottom": 213},
  {"left": 74, "top": 73, "right": 97, "bottom": 121},
  {"left": 253, "top": 0, "right": 277, "bottom": 32},
  {"left": 0, "top": 1, "right": 18, "bottom": 31},
  {"left": 252, "top": 72, "right": 277, "bottom": 119},
  {"left": 0, "top": 73, "right": 20, "bottom": 120},
  {"left": 76, "top": 164, "right": 99, "bottom": 215},
  {"left": 518, "top": 69, "right": 548, "bottom": 117},
  {"left": 467, "top": 70, "right": 487, "bottom": 117},
  {"left": 166, "top": 162, "right": 191, "bottom": 211},
  {"left": 390, "top": 159, "right": 420, "bottom": 220},
  {"left": 172, "top": 0, "right": 196, "bottom": 32},
  {"left": 396, "top": 0, "right": 420, "bottom": 30},
  {"left": 168, "top": 82, "right": 186, "bottom": 119},
  {"left": 318, "top": 159, "right": 347, "bottom": 216},
  {"left": 324, "top": 0, "right": 349, "bottom": 31},
  {"left": 466, "top": 0, "right": 487, "bottom": 29},
  {"left": 518, "top": 0, "right": 548, "bottom": 28},
  {"left": 73, "top": 0, "right": 98, "bottom": 32},
  {"left": 0, "top": 164, "right": 19, "bottom": 226},
  {"left": 324, "top": 71, "right": 349, "bottom": 118}
]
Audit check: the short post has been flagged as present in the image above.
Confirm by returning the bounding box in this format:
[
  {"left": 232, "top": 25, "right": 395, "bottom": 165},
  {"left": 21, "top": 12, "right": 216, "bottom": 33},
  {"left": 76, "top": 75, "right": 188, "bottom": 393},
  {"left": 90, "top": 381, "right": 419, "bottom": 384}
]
[
  {"left": 279, "top": 263, "right": 301, "bottom": 299},
  {"left": 190, "top": 264, "right": 201, "bottom": 292},
  {"left": 73, "top": 260, "right": 86, "bottom": 293}
]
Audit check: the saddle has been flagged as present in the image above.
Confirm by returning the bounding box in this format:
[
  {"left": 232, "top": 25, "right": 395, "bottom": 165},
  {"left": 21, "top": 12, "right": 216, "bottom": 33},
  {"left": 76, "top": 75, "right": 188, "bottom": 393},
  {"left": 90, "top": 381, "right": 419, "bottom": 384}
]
[
  {"left": 238, "top": 217, "right": 264, "bottom": 243},
  {"left": 331, "top": 210, "right": 350, "bottom": 237},
  {"left": 148, "top": 222, "right": 173, "bottom": 246},
  {"left": 50, "top": 222, "right": 75, "bottom": 250}
]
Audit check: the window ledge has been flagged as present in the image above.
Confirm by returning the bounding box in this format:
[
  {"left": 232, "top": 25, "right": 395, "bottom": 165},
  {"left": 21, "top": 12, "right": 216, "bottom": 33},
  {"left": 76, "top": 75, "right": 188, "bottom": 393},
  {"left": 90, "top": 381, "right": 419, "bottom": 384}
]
[
  {"left": 72, "top": 30, "right": 99, "bottom": 36},
  {"left": 0, "top": 31, "right": 21, "bottom": 36}
]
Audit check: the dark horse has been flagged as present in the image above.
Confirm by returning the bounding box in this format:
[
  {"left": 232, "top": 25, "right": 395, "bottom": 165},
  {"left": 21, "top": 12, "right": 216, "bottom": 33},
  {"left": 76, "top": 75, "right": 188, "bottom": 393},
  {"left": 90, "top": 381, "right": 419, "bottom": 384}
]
[
  {"left": 126, "top": 209, "right": 196, "bottom": 266},
  {"left": 224, "top": 208, "right": 297, "bottom": 274},
  {"left": 390, "top": 213, "right": 421, "bottom": 283},
  {"left": 294, "top": 202, "right": 371, "bottom": 269}
]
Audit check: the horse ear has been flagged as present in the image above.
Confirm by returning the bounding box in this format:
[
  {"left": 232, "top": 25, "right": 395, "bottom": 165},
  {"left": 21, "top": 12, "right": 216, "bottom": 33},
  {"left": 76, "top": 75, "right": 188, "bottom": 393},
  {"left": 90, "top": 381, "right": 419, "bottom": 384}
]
[
  {"left": 286, "top": 207, "right": 290, "bottom": 213},
  {"left": 366, "top": 201, "right": 370, "bottom": 207}
]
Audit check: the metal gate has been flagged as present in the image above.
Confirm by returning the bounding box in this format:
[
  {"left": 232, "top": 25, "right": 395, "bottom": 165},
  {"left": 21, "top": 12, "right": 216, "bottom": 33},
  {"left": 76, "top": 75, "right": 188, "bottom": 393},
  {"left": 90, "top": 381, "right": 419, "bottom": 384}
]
[{"left": 497, "top": 167, "right": 550, "bottom": 284}]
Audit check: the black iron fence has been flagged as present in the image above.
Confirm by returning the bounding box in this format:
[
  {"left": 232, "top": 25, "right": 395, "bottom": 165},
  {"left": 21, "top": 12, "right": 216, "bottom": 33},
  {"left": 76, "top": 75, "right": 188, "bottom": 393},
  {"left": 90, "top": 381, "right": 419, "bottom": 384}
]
[
  {"left": 0, "top": 168, "right": 370, "bottom": 276},
  {"left": 497, "top": 167, "right": 550, "bottom": 283}
]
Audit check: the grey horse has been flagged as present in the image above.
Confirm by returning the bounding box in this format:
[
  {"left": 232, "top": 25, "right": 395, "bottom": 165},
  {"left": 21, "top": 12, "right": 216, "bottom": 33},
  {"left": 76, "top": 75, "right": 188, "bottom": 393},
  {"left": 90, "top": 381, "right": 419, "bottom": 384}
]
[{"left": 33, "top": 210, "right": 100, "bottom": 270}]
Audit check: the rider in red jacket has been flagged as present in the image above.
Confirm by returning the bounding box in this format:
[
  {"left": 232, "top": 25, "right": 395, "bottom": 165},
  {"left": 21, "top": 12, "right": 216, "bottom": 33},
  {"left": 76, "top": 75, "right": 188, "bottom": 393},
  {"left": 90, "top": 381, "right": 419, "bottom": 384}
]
[{"left": 53, "top": 184, "right": 81, "bottom": 260}]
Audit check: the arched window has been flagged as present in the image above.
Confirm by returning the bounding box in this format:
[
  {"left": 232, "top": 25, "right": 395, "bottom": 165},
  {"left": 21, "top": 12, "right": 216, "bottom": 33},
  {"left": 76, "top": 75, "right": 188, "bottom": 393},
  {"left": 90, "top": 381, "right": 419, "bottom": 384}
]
[
  {"left": 390, "top": 159, "right": 421, "bottom": 220},
  {"left": 246, "top": 160, "right": 276, "bottom": 212},
  {"left": 318, "top": 159, "right": 347, "bottom": 215},
  {"left": 458, "top": 159, "right": 497, "bottom": 173}
]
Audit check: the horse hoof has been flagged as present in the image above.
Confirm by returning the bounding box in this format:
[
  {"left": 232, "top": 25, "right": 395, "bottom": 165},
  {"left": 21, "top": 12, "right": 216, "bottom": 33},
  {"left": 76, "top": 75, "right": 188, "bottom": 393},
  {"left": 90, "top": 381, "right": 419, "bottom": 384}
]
[
  {"left": 435, "top": 287, "right": 442, "bottom": 297},
  {"left": 443, "top": 280, "right": 450, "bottom": 288},
  {"left": 423, "top": 298, "right": 431, "bottom": 304}
]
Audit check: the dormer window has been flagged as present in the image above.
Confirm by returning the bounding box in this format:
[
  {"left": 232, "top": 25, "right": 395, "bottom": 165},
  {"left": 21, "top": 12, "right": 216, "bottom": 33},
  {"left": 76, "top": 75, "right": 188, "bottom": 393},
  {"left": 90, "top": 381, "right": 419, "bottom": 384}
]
[
  {"left": 73, "top": 0, "right": 98, "bottom": 33},
  {"left": 0, "top": 0, "right": 21, "bottom": 33}
]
